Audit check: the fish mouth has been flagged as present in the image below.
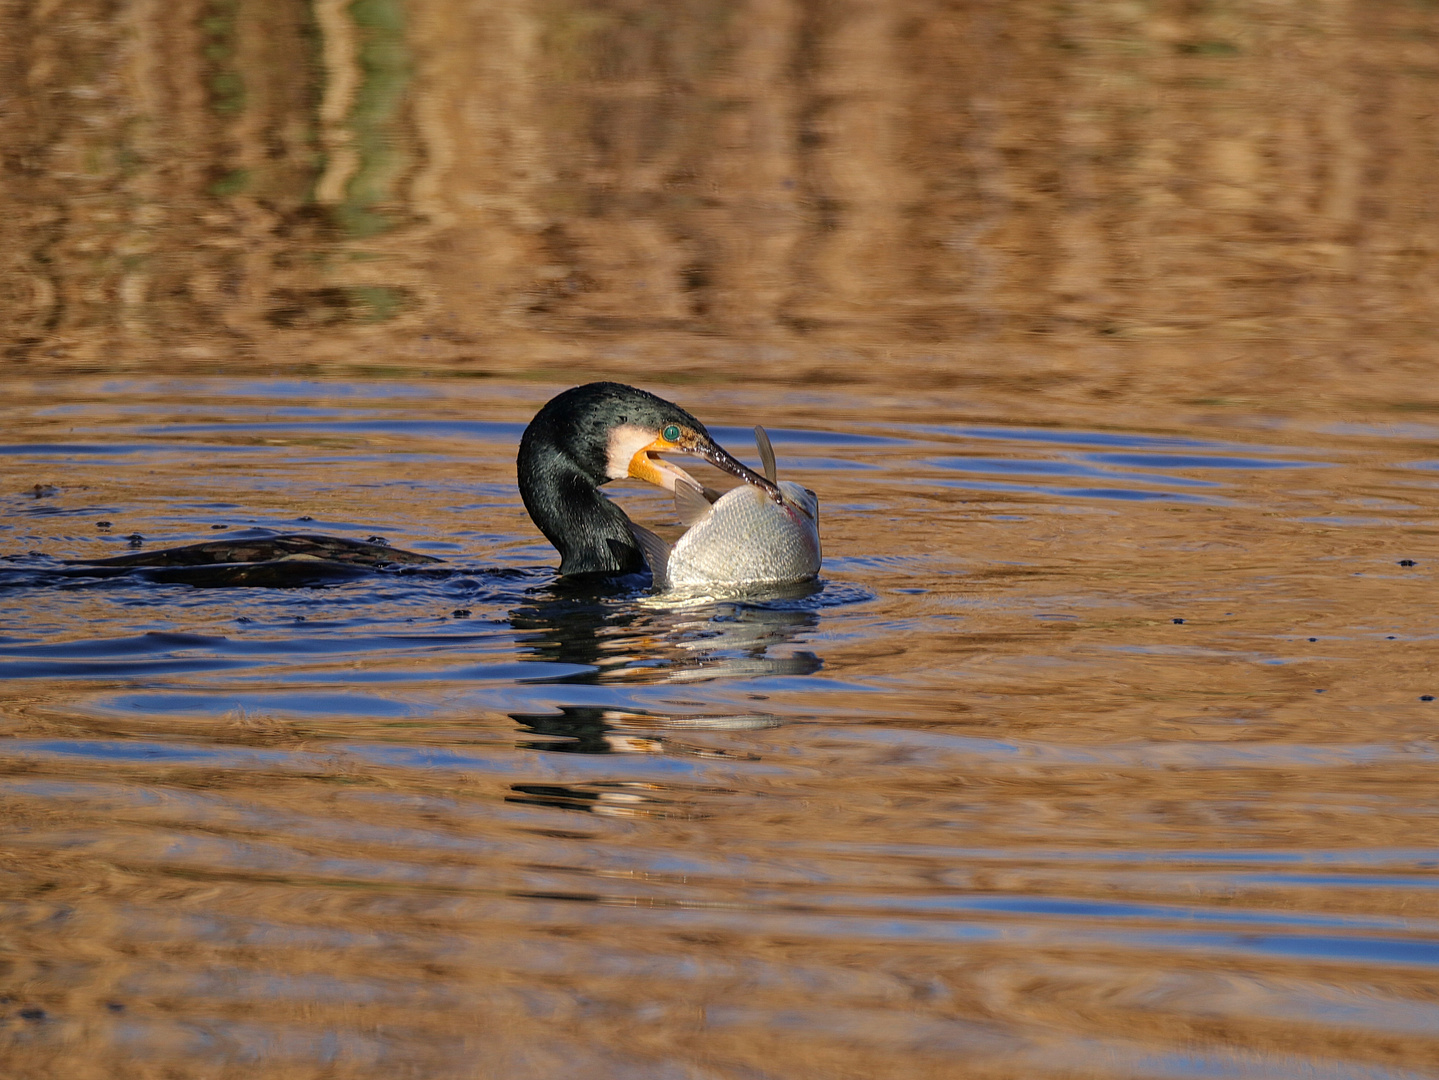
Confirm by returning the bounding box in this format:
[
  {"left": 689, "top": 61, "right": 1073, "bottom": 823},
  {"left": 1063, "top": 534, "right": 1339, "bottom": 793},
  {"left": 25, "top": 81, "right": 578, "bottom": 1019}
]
[{"left": 628, "top": 433, "right": 783, "bottom": 502}]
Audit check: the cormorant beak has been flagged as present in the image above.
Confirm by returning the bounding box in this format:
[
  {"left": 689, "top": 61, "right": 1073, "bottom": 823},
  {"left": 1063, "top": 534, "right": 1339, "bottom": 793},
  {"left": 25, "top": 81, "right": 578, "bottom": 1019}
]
[
  {"left": 689, "top": 436, "right": 785, "bottom": 501},
  {"left": 627, "top": 430, "right": 783, "bottom": 502}
]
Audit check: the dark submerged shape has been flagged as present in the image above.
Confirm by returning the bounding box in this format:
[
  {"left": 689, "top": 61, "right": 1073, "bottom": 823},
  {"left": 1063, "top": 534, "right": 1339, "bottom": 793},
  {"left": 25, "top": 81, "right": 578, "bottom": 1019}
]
[
  {"left": 517, "top": 382, "right": 778, "bottom": 577},
  {"left": 68, "top": 533, "right": 441, "bottom": 588},
  {"left": 80, "top": 534, "right": 438, "bottom": 570}
]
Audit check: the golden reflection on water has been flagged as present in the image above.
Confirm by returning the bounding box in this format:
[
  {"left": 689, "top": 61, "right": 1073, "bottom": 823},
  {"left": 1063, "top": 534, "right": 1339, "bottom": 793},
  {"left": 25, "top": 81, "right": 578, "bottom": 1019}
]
[
  {"left": 4, "top": 0, "right": 1439, "bottom": 407},
  {"left": 3, "top": 1, "right": 1439, "bottom": 1077}
]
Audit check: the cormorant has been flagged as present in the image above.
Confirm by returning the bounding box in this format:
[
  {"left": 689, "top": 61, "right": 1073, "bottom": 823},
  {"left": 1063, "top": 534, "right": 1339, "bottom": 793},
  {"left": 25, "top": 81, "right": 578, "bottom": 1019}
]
[
  {"left": 68, "top": 382, "right": 779, "bottom": 585},
  {"left": 517, "top": 382, "right": 778, "bottom": 576}
]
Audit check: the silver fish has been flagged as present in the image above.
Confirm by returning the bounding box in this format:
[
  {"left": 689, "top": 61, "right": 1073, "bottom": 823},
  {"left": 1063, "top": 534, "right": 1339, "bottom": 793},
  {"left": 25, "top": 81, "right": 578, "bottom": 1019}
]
[{"left": 630, "top": 426, "right": 822, "bottom": 592}]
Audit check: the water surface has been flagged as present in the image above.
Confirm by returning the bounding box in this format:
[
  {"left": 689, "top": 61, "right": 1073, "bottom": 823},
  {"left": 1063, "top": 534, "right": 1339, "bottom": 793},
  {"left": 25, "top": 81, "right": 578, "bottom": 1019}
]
[{"left": 3, "top": 376, "right": 1438, "bottom": 1079}]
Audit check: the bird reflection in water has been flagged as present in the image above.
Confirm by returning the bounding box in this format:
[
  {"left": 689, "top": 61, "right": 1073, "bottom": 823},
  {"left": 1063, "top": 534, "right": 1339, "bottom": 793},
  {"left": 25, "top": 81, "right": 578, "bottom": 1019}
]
[{"left": 503, "top": 581, "right": 823, "bottom": 814}]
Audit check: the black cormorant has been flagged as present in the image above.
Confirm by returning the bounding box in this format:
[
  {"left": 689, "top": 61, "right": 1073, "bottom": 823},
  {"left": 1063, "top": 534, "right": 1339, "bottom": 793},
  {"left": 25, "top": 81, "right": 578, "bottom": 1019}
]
[
  {"left": 69, "top": 382, "right": 778, "bottom": 585},
  {"left": 517, "top": 382, "right": 778, "bottom": 576}
]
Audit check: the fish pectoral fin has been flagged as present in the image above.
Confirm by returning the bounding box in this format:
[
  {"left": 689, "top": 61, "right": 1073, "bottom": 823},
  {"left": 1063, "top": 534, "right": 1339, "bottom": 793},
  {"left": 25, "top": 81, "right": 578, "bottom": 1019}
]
[
  {"left": 755, "top": 425, "right": 778, "bottom": 485},
  {"left": 701, "top": 485, "right": 722, "bottom": 504},
  {"left": 627, "top": 522, "right": 672, "bottom": 589},
  {"left": 673, "top": 477, "right": 713, "bottom": 526}
]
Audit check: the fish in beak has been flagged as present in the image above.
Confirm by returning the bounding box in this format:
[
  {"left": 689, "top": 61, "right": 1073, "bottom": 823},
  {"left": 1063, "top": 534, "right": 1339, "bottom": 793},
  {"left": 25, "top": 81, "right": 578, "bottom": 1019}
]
[{"left": 611, "top": 423, "right": 784, "bottom": 503}]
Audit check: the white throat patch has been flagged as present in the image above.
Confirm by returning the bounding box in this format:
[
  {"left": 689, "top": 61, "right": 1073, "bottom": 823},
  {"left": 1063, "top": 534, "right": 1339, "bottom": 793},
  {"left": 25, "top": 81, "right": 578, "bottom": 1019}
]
[
  {"left": 606, "top": 423, "right": 702, "bottom": 492},
  {"left": 606, "top": 424, "right": 661, "bottom": 481}
]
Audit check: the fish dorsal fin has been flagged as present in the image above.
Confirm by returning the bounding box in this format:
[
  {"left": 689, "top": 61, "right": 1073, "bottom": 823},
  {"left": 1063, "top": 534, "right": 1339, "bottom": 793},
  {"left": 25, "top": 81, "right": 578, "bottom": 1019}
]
[
  {"left": 673, "top": 477, "right": 713, "bottom": 527},
  {"left": 627, "top": 522, "right": 672, "bottom": 589},
  {"left": 755, "top": 425, "right": 778, "bottom": 485}
]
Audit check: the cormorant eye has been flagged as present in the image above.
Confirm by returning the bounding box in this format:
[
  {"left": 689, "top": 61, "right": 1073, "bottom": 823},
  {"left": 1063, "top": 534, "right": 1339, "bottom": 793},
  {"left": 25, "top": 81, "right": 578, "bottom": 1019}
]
[{"left": 662, "top": 425, "right": 680, "bottom": 442}]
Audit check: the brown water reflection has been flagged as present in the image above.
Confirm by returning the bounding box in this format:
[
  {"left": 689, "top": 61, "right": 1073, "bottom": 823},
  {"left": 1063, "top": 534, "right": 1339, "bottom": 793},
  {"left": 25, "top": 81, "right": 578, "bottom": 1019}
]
[
  {"left": 5, "top": 0, "right": 1439, "bottom": 408},
  {"left": 4, "top": 2, "right": 1439, "bottom": 1078}
]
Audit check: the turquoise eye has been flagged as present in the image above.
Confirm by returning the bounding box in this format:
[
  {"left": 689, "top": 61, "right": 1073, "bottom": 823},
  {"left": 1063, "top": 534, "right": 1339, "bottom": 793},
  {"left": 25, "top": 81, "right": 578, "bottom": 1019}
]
[{"left": 662, "top": 425, "right": 680, "bottom": 442}]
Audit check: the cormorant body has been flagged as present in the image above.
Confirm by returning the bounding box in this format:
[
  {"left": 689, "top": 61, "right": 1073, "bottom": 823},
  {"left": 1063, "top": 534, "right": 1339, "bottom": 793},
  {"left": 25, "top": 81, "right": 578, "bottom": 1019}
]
[{"left": 62, "top": 382, "right": 778, "bottom": 586}]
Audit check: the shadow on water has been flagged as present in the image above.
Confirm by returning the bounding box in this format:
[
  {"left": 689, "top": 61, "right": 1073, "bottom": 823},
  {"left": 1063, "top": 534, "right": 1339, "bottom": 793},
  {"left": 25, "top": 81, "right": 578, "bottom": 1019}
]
[
  {"left": 507, "top": 577, "right": 823, "bottom": 749},
  {"left": 504, "top": 580, "right": 825, "bottom": 820}
]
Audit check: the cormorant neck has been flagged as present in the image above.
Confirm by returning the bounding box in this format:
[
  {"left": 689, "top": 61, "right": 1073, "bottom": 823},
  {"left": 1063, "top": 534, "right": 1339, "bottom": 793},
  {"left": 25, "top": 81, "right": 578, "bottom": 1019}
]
[{"left": 518, "top": 430, "right": 645, "bottom": 577}]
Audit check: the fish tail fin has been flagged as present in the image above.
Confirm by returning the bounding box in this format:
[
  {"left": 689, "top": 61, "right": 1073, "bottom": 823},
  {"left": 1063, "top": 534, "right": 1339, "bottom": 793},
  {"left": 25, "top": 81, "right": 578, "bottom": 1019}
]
[
  {"left": 754, "top": 426, "right": 778, "bottom": 485},
  {"left": 673, "top": 477, "right": 713, "bottom": 526},
  {"left": 627, "top": 522, "right": 672, "bottom": 590}
]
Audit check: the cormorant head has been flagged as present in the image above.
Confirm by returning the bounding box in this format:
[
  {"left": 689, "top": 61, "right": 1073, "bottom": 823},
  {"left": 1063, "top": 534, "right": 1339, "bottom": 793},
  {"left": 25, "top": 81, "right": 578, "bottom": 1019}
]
[{"left": 522, "top": 382, "right": 781, "bottom": 498}]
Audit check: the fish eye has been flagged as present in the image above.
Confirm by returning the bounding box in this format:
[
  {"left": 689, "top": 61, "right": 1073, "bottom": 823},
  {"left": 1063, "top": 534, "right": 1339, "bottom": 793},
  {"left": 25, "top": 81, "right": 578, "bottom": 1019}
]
[{"left": 662, "top": 425, "right": 680, "bottom": 442}]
